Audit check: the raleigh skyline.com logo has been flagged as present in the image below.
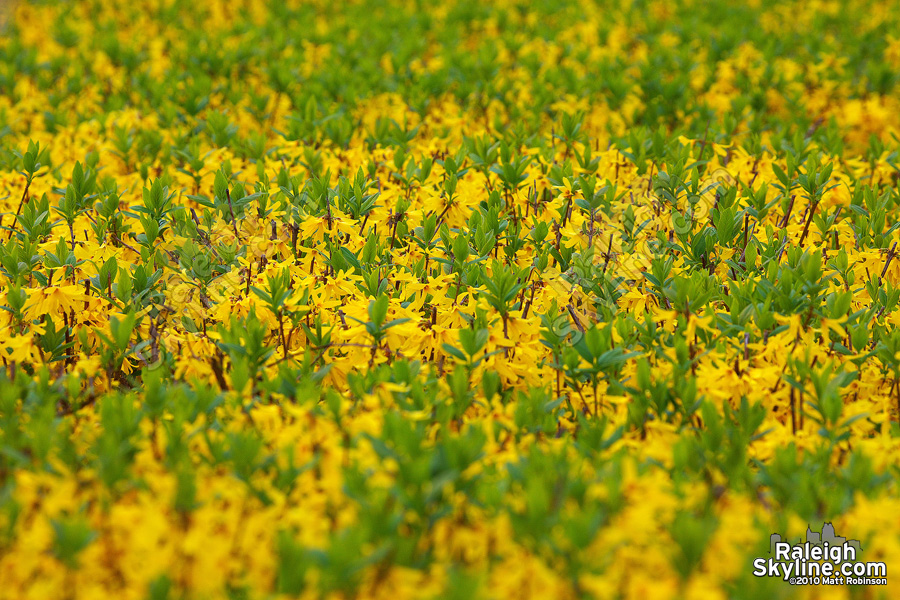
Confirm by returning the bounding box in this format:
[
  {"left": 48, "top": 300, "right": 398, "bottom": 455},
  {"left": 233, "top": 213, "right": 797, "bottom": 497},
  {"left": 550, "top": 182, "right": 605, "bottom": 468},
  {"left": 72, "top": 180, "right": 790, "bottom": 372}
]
[{"left": 753, "top": 523, "right": 887, "bottom": 586}]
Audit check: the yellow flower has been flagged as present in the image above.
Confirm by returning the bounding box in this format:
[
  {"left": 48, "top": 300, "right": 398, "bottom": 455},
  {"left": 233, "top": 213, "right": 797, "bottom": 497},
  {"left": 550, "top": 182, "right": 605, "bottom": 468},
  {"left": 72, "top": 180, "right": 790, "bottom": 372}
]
[
  {"left": 1, "top": 334, "right": 36, "bottom": 362},
  {"left": 24, "top": 285, "right": 91, "bottom": 320}
]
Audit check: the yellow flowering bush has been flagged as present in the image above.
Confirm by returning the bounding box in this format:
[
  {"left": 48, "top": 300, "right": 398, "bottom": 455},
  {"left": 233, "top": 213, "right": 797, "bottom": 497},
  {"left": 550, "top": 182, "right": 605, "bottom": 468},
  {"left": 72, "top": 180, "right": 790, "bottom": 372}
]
[{"left": 1, "top": 0, "right": 900, "bottom": 598}]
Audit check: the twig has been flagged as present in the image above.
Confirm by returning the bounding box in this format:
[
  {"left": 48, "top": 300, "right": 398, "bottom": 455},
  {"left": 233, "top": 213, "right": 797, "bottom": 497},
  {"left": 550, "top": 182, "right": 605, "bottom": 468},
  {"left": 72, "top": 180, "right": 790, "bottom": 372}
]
[
  {"left": 879, "top": 241, "right": 897, "bottom": 281},
  {"left": 566, "top": 304, "right": 586, "bottom": 332},
  {"left": 225, "top": 188, "right": 241, "bottom": 242},
  {"left": 798, "top": 199, "right": 820, "bottom": 247},
  {"left": 6, "top": 178, "right": 30, "bottom": 240}
]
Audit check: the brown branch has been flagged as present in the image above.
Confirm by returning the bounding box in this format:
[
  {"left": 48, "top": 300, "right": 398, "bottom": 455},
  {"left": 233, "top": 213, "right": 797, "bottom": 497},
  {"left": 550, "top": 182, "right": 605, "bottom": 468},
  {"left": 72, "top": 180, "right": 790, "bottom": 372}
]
[{"left": 6, "top": 178, "right": 30, "bottom": 240}]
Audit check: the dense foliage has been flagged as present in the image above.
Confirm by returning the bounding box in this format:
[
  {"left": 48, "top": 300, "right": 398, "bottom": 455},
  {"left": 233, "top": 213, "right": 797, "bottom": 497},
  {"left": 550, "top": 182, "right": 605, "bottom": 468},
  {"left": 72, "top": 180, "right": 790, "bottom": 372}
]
[{"left": 1, "top": 0, "right": 900, "bottom": 598}]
